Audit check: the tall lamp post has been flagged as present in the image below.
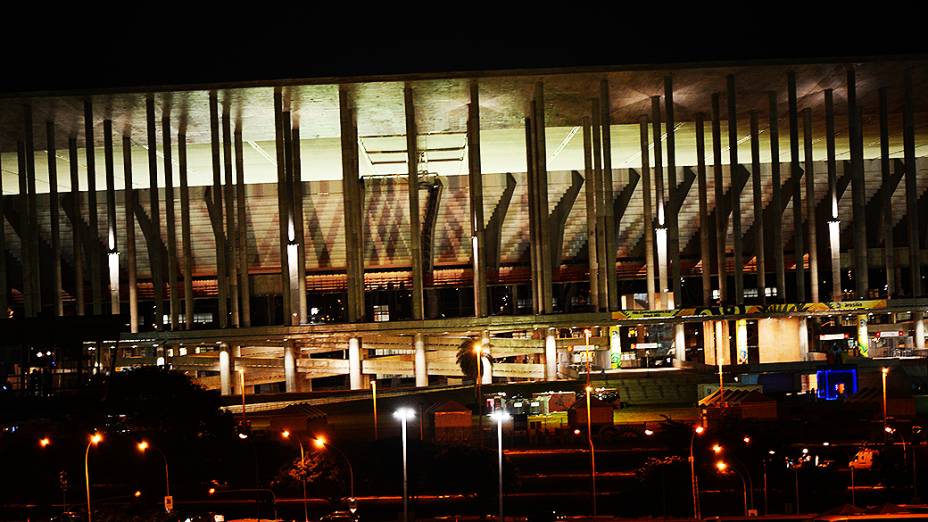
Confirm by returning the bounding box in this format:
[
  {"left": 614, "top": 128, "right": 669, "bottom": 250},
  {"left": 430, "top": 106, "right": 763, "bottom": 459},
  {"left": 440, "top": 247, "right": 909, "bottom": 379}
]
[
  {"left": 394, "top": 408, "right": 415, "bottom": 522},
  {"left": 85, "top": 432, "right": 103, "bottom": 522},
  {"left": 584, "top": 385, "right": 597, "bottom": 517},
  {"left": 282, "top": 430, "right": 309, "bottom": 522},
  {"left": 689, "top": 425, "right": 705, "bottom": 519},
  {"left": 490, "top": 410, "right": 511, "bottom": 522},
  {"left": 136, "top": 440, "right": 171, "bottom": 512},
  {"left": 882, "top": 367, "right": 889, "bottom": 428},
  {"left": 716, "top": 460, "right": 749, "bottom": 517},
  {"left": 313, "top": 435, "right": 356, "bottom": 499}
]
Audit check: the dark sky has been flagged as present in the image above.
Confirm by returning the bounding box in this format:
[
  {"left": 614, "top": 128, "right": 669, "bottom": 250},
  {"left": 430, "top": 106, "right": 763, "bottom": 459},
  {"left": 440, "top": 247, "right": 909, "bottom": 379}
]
[{"left": 3, "top": 11, "right": 925, "bottom": 95}]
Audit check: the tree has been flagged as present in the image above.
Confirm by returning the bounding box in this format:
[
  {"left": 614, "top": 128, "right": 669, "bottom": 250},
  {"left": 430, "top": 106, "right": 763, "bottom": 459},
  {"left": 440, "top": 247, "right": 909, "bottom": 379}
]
[{"left": 455, "top": 337, "right": 494, "bottom": 381}]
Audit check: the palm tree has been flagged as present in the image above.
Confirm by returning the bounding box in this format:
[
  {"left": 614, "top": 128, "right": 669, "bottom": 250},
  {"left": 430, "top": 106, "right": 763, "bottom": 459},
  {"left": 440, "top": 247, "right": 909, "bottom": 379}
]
[{"left": 455, "top": 337, "right": 493, "bottom": 381}]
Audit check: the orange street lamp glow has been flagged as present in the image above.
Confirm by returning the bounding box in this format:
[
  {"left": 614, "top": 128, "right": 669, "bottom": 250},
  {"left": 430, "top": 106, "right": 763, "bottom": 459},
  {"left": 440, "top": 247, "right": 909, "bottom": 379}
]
[
  {"left": 281, "top": 430, "right": 291, "bottom": 439},
  {"left": 695, "top": 426, "right": 705, "bottom": 435},
  {"left": 716, "top": 461, "right": 728, "bottom": 472},
  {"left": 208, "top": 487, "right": 216, "bottom": 495},
  {"left": 137, "top": 441, "right": 149, "bottom": 452},
  {"left": 39, "top": 437, "right": 51, "bottom": 448},
  {"left": 90, "top": 433, "right": 103, "bottom": 445},
  {"left": 712, "top": 444, "right": 723, "bottom": 454},
  {"left": 644, "top": 429, "right": 654, "bottom": 436},
  {"left": 134, "top": 490, "right": 141, "bottom": 498},
  {"left": 313, "top": 435, "right": 327, "bottom": 449},
  {"left": 743, "top": 436, "right": 751, "bottom": 444}
]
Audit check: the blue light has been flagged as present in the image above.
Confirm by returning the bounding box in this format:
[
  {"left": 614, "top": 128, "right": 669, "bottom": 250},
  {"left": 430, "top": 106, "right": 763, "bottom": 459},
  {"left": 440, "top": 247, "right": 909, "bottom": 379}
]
[{"left": 816, "top": 368, "right": 857, "bottom": 400}]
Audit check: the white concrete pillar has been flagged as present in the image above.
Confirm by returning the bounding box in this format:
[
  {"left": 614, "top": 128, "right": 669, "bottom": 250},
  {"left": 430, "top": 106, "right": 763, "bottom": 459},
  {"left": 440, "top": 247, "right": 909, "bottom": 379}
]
[
  {"left": 735, "top": 319, "right": 748, "bottom": 364},
  {"left": 348, "top": 337, "right": 362, "bottom": 390},
  {"left": 481, "top": 355, "right": 493, "bottom": 384},
  {"left": 284, "top": 342, "right": 297, "bottom": 392},
  {"left": 857, "top": 314, "right": 869, "bottom": 357},
  {"left": 481, "top": 331, "right": 492, "bottom": 384},
  {"left": 703, "top": 321, "right": 717, "bottom": 366},
  {"left": 674, "top": 323, "right": 686, "bottom": 366},
  {"left": 799, "top": 318, "right": 810, "bottom": 361},
  {"left": 219, "top": 347, "right": 232, "bottom": 396},
  {"left": 231, "top": 345, "right": 243, "bottom": 395},
  {"left": 414, "top": 333, "right": 428, "bottom": 387},
  {"left": 714, "top": 320, "right": 725, "bottom": 366},
  {"left": 915, "top": 312, "right": 926, "bottom": 351},
  {"left": 545, "top": 328, "right": 558, "bottom": 380}
]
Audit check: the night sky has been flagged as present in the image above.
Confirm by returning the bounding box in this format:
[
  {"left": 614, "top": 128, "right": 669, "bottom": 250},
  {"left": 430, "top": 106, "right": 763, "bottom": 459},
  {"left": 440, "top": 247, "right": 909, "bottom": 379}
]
[{"left": 2, "top": 11, "right": 926, "bottom": 95}]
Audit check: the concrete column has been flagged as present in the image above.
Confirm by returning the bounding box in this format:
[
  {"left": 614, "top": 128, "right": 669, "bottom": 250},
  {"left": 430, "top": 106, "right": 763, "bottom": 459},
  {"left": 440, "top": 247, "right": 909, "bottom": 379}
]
[
  {"left": 122, "top": 136, "right": 139, "bottom": 333},
  {"left": 163, "top": 113, "right": 180, "bottom": 329},
  {"left": 46, "top": 121, "right": 63, "bottom": 316},
  {"left": 750, "top": 112, "right": 766, "bottom": 299},
  {"left": 339, "top": 87, "right": 365, "bottom": 322},
  {"left": 24, "top": 109, "right": 41, "bottom": 317},
  {"left": 803, "top": 109, "right": 819, "bottom": 302},
  {"left": 0, "top": 148, "right": 6, "bottom": 318},
  {"left": 769, "top": 93, "right": 786, "bottom": 301},
  {"left": 857, "top": 315, "right": 869, "bottom": 358},
  {"left": 414, "top": 334, "right": 428, "bottom": 388},
  {"left": 68, "top": 138, "right": 85, "bottom": 315},
  {"left": 219, "top": 347, "right": 232, "bottom": 396},
  {"left": 640, "top": 117, "right": 656, "bottom": 309},
  {"left": 592, "top": 99, "right": 608, "bottom": 311},
  {"left": 903, "top": 69, "right": 921, "bottom": 298},
  {"left": 178, "top": 133, "right": 195, "bottom": 329},
  {"left": 878, "top": 88, "right": 895, "bottom": 298},
  {"left": 209, "top": 94, "right": 228, "bottom": 327},
  {"left": 231, "top": 345, "right": 243, "bottom": 396},
  {"left": 545, "top": 328, "right": 558, "bottom": 380},
  {"left": 234, "top": 126, "right": 251, "bottom": 327},
  {"left": 915, "top": 313, "right": 925, "bottom": 351},
  {"left": 665, "top": 77, "right": 681, "bottom": 309},
  {"left": 481, "top": 331, "right": 492, "bottom": 384},
  {"left": 282, "top": 112, "right": 298, "bottom": 326},
  {"left": 674, "top": 324, "right": 686, "bottom": 366},
  {"left": 103, "top": 120, "right": 120, "bottom": 316},
  {"left": 291, "top": 126, "right": 308, "bottom": 325},
  {"left": 735, "top": 319, "right": 748, "bottom": 364},
  {"left": 727, "top": 76, "right": 744, "bottom": 305},
  {"left": 583, "top": 118, "right": 599, "bottom": 309},
  {"left": 404, "top": 84, "right": 425, "bottom": 320},
  {"left": 788, "top": 72, "right": 806, "bottom": 301},
  {"left": 601, "top": 80, "right": 618, "bottom": 311},
  {"left": 703, "top": 321, "right": 717, "bottom": 365},
  {"left": 468, "top": 81, "right": 488, "bottom": 317},
  {"left": 146, "top": 97, "right": 164, "bottom": 327},
  {"left": 848, "top": 68, "right": 869, "bottom": 299},
  {"left": 696, "top": 113, "right": 712, "bottom": 306},
  {"left": 273, "top": 89, "right": 291, "bottom": 325},
  {"left": 651, "top": 97, "right": 669, "bottom": 310},
  {"left": 533, "top": 83, "right": 553, "bottom": 314},
  {"left": 825, "top": 90, "right": 842, "bottom": 302},
  {"left": 84, "top": 100, "right": 102, "bottom": 315},
  {"left": 348, "top": 337, "right": 363, "bottom": 390},
  {"left": 284, "top": 342, "right": 297, "bottom": 393},
  {"left": 798, "top": 318, "right": 810, "bottom": 361},
  {"left": 711, "top": 94, "right": 727, "bottom": 303}
]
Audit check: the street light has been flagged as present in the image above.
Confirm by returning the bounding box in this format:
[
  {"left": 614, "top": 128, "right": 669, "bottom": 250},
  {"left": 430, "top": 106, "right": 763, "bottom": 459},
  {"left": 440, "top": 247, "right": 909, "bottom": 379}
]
[
  {"left": 313, "top": 435, "right": 355, "bottom": 499},
  {"left": 394, "top": 408, "right": 415, "bottom": 522},
  {"left": 85, "top": 432, "right": 103, "bottom": 522},
  {"left": 712, "top": 444, "right": 723, "bottom": 454},
  {"left": 689, "top": 425, "right": 706, "bottom": 520},
  {"left": 585, "top": 385, "right": 597, "bottom": 517},
  {"left": 38, "top": 436, "right": 51, "bottom": 448},
  {"left": 885, "top": 426, "right": 917, "bottom": 500},
  {"left": 282, "top": 430, "right": 309, "bottom": 522},
  {"left": 882, "top": 367, "right": 890, "bottom": 427},
  {"left": 489, "top": 410, "right": 511, "bottom": 522},
  {"left": 716, "top": 459, "right": 750, "bottom": 516},
  {"left": 136, "top": 440, "right": 171, "bottom": 512}
]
